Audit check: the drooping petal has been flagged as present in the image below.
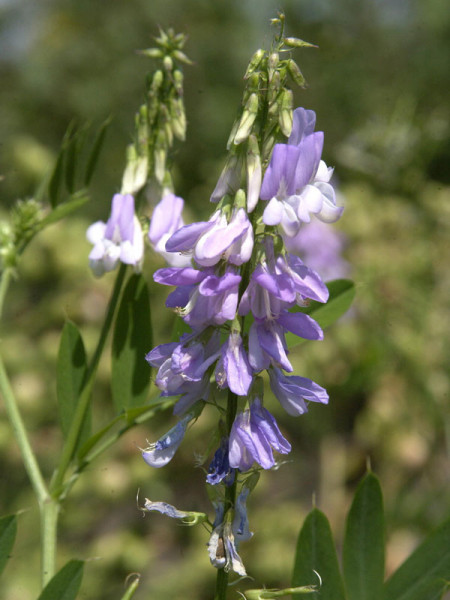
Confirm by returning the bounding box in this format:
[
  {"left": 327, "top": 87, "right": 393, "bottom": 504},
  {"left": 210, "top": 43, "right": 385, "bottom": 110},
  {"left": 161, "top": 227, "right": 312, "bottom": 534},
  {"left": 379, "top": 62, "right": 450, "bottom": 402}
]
[
  {"left": 165, "top": 220, "right": 215, "bottom": 252},
  {"left": 277, "top": 310, "right": 323, "bottom": 341},
  {"left": 288, "top": 107, "right": 317, "bottom": 145},
  {"left": 142, "top": 414, "right": 191, "bottom": 467}
]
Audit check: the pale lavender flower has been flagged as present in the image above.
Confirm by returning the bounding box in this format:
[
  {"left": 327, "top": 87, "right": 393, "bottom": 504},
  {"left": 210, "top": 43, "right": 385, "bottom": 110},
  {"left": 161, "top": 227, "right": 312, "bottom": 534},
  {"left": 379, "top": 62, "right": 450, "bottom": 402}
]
[
  {"left": 248, "top": 311, "right": 323, "bottom": 373},
  {"left": 86, "top": 193, "right": 144, "bottom": 277},
  {"left": 261, "top": 107, "right": 343, "bottom": 237},
  {"left": 229, "top": 398, "right": 291, "bottom": 471},
  {"left": 155, "top": 266, "right": 241, "bottom": 328},
  {"left": 148, "top": 193, "right": 192, "bottom": 267},
  {"left": 268, "top": 366, "right": 329, "bottom": 416},
  {"left": 142, "top": 412, "right": 193, "bottom": 467},
  {"left": 215, "top": 332, "right": 253, "bottom": 396},
  {"left": 165, "top": 208, "right": 254, "bottom": 267}
]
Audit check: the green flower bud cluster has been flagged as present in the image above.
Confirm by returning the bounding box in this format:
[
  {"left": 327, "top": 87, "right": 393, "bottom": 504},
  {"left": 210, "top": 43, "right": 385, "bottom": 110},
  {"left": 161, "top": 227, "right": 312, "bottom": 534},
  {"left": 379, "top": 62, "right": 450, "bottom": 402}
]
[
  {"left": 122, "top": 29, "right": 190, "bottom": 195},
  {"left": 0, "top": 199, "right": 42, "bottom": 272}
]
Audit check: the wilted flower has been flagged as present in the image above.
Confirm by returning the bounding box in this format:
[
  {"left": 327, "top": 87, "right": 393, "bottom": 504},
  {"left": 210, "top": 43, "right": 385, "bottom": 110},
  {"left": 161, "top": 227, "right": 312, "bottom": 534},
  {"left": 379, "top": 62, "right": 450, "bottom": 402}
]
[
  {"left": 142, "top": 412, "right": 193, "bottom": 467},
  {"left": 86, "top": 193, "right": 144, "bottom": 277}
]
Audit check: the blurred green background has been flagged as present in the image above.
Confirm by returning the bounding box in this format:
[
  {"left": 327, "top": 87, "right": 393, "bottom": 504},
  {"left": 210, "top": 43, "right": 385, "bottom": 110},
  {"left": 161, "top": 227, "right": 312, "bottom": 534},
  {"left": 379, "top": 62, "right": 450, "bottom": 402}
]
[{"left": 0, "top": 0, "right": 449, "bottom": 598}]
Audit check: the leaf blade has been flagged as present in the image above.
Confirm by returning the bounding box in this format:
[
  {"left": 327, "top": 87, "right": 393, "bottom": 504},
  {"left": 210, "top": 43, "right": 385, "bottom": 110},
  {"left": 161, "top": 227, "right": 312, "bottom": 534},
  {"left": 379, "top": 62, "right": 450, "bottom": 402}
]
[
  {"left": 292, "top": 508, "right": 346, "bottom": 600},
  {"left": 37, "top": 559, "right": 84, "bottom": 600},
  {"left": 383, "top": 516, "right": 450, "bottom": 600},
  {"left": 111, "top": 274, "right": 152, "bottom": 412},
  {"left": 0, "top": 515, "right": 17, "bottom": 577},
  {"left": 343, "top": 472, "right": 385, "bottom": 600},
  {"left": 56, "top": 321, "right": 90, "bottom": 449}
]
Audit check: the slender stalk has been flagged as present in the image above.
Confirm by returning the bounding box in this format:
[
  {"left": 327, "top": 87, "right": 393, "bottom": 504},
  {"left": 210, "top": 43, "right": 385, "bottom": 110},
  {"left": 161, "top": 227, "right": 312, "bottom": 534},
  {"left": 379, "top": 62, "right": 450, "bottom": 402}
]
[
  {"left": 51, "top": 263, "right": 127, "bottom": 496},
  {"left": 214, "top": 390, "right": 238, "bottom": 600},
  {"left": 0, "top": 267, "right": 14, "bottom": 321},
  {"left": 40, "top": 498, "right": 59, "bottom": 588}
]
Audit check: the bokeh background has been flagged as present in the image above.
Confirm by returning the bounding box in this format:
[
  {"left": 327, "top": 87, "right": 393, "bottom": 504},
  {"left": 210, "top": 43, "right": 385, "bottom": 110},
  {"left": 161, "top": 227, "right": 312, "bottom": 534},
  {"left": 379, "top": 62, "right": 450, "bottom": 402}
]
[{"left": 1, "top": 0, "right": 449, "bottom": 598}]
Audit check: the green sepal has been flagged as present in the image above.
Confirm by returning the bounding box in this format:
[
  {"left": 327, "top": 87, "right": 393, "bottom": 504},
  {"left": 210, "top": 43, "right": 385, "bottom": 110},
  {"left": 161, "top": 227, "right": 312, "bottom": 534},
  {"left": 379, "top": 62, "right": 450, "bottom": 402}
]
[
  {"left": 0, "top": 514, "right": 17, "bottom": 577},
  {"left": 37, "top": 559, "right": 84, "bottom": 600},
  {"left": 111, "top": 274, "right": 152, "bottom": 412},
  {"left": 292, "top": 507, "right": 346, "bottom": 599},
  {"left": 56, "top": 321, "right": 91, "bottom": 450},
  {"left": 383, "top": 515, "right": 450, "bottom": 600},
  {"left": 343, "top": 471, "right": 385, "bottom": 600}
]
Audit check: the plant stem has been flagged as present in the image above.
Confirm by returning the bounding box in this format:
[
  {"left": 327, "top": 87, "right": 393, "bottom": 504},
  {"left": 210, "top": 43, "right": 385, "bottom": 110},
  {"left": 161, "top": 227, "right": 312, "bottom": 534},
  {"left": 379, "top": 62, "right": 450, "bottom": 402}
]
[
  {"left": 0, "top": 267, "right": 14, "bottom": 321},
  {"left": 51, "top": 263, "right": 127, "bottom": 497},
  {"left": 214, "top": 389, "right": 238, "bottom": 600},
  {"left": 40, "top": 497, "right": 59, "bottom": 588}
]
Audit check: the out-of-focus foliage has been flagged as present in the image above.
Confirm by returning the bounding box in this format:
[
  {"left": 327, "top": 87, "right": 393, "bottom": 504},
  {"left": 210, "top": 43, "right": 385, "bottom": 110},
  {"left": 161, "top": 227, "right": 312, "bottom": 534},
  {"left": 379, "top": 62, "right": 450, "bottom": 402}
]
[{"left": 0, "top": 1, "right": 449, "bottom": 599}]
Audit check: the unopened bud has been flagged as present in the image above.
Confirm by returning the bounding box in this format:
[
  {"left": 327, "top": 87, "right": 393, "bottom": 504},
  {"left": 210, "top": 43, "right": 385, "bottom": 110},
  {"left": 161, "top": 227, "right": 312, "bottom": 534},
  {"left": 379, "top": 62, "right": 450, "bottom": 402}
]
[
  {"left": 121, "top": 148, "right": 148, "bottom": 194},
  {"left": 278, "top": 89, "right": 294, "bottom": 137},
  {"left": 170, "top": 97, "right": 186, "bottom": 140},
  {"left": 173, "top": 69, "right": 184, "bottom": 95},
  {"left": 283, "top": 36, "right": 317, "bottom": 49},
  {"left": 138, "top": 48, "right": 163, "bottom": 59},
  {"left": 234, "top": 93, "right": 259, "bottom": 145},
  {"left": 172, "top": 50, "right": 193, "bottom": 65},
  {"left": 210, "top": 153, "right": 242, "bottom": 202},
  {"left": 163, "top": 55, "right": 173, "bottom": 71},
  {"left": 244, "top": 48, "right": 265, "bottom": 79},
  {"left": 287, "top": 59, "right": 306, "bottom": 87},
  {"left": 268, "top": 52, "right": 279, "bottom": 70},
  {"left": 246, "top": 135, "right": 261, "bottom": 213}
]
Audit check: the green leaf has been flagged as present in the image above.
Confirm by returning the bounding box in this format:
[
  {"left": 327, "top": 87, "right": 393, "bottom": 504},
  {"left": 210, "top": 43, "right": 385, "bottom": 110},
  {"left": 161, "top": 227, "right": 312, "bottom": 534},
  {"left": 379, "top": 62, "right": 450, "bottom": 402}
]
[
  {"left": 76, "top": 414, "right": 124, "bottom": 461},
  {"left": 384, "top": 516, "right": 450, "bottom": 600},
  {"left": 292, "top": 508, "right": 346, "bottom": 600},
  {"left": 285, "top": 279, "right": 355, "bottom": 349},
  {"left": 48, "top": 149, "right": 65, "bottom": 208},
  {"left": 343, "top": 472, "right": 384, "bottom": 600},
  {"left": 0, "top": 515, "right": 17, "bottom": 577},
  {"left": 111, "top": 274, "right": 152, "bottom": 411},
  {"left": 37, "top": 559, "right": 84, "bottom": 600},
  {"left": 57, "top": 321, "right": 90, "bottom": 449},
  {"left": 84, "top": 117, "right": 111, "bottom": 186},
  {"left": 39, "top": 193, "right": 90, "bottom": 231}
]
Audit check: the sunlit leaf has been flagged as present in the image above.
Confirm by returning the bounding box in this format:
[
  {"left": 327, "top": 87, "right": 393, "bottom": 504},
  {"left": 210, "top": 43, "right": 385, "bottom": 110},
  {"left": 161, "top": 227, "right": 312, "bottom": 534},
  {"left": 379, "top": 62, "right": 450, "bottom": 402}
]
[
  {"left": 48, "top": 150, "right": 65, "bottom": 208},
  {"left": 38, "top": 193, "right": 90, "bottom": 230},
  {"left": 111, "top": 274, "right": 152, "bottom": 411},
  {"left": 0, "top": 515, "right": 17, "bottom": 577},
  {"left": 343, "top": 471, "right": 384, "bottom": 600},
  {"left": 383, "top": 516, "right": 450, "bottom": 600},
  {"left": 292, "top": 508, "right": 346, "bottom": 599},
  {"left": 37, "top": 559, "right": 84, "bottom": 600}
]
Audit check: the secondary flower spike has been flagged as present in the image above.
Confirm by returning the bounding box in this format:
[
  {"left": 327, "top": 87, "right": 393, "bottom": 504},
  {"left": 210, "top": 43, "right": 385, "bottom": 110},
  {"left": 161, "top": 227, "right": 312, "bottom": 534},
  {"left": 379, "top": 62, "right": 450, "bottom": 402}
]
[{"left": 86, "top": 193, "right": 144, "bottom": 277}]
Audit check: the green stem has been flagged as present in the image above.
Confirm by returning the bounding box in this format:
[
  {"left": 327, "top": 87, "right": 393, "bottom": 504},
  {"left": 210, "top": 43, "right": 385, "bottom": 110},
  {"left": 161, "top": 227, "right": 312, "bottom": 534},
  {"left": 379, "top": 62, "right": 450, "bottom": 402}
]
[
  {"left": 51, "top": 263, "right": 127, "bottom": 496},
  {"left": 40, "top": 498, "right": 59, "bottom": 588},
  {"left": 0, "top": 268, "right": 14, "bottom": 321},
  {"left": 214, "top": 389, "right": 238, "bottom": 600},
  {"left": 0, "top": 355, "right": 48, "bottom": 504}
]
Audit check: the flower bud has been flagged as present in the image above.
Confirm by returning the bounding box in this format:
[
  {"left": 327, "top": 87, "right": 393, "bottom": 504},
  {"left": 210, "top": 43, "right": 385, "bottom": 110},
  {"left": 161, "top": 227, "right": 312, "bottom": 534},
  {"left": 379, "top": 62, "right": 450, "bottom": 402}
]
[
  {"left": 150, "top": 69, "right": 164, "bottom": 92},
  {"left": 246, "top": 135, "right": 262, "bottom": 213},
  {"left": 170, "top": 97, "right": 186, "bottom": 141},
  {"left": 283, "top": 36, "right": 317, "bottom": 48},
  {"left": 173, "top": 69, "right": 184, "bottom": 94},
  {"left": 278, "top": 89, "right": 294, "bottom": 137},
  {"left": 163, "top": 55, "right": 173, "bottom": 71},
  {"left": 287, "top": 59, "right": 306, "bottom": 87},
  {"left": 234, "top": 93, "right": 259, "bottom": 145},
  {"left": 244, "top": 48, "right": 265, "bottom": 79}
]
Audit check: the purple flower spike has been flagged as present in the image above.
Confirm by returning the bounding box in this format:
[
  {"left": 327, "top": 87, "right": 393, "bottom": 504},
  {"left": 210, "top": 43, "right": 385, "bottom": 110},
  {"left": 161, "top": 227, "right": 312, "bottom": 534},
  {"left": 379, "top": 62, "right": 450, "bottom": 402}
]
[
  {"left": 87, "top": 194, "right": 144, "bottom": 277},
  {"left": 215, "top": 332, "right": 253, "bottom": 396},
  {"left": 142, "top": 413, "right": 192, "bottom": 467},
  {"left": 148, "top": 193, "right": 192, "bottom": 267},
  {"left": 229, "top": 398, "right": 291, "bottom": 471},
  {"left": 269, "top": 367, "right": 329, "bottom": 416}
]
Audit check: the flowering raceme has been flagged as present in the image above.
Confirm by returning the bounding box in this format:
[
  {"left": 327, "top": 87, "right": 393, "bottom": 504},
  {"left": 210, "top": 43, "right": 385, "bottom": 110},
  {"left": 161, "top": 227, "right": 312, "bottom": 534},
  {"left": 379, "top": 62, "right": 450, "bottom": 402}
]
[{"left": 142, "top": 91, "right": 343, "bottom": 576}]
